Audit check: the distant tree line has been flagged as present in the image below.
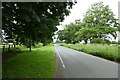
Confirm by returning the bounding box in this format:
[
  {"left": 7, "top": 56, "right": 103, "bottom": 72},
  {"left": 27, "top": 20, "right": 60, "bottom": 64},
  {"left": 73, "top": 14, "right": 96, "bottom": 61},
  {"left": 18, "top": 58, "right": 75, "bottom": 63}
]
[
  {"left": 57, "top": 2, "right": 120, "bottom": 44},
  {"left": 2, "top": 2, "right": 76, "bottom": 51}
]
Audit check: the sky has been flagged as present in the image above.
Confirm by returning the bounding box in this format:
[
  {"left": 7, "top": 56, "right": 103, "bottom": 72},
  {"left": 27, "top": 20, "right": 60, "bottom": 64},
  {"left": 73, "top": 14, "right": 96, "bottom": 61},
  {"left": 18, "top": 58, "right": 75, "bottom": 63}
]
[
  {"left": 57, "top": 0, "right": 119, "bottom": 30},
  {"left": 54, "top": 0, "right": 120, "bottom": 42}
]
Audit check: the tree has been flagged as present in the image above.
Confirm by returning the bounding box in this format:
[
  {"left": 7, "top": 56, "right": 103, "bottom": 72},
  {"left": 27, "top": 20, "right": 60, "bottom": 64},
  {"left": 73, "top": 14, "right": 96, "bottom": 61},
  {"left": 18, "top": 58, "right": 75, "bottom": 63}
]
[
  {"left": 2, "top": 2, "right": 76, "bottom": 51},
  {"left": 76, "top": 2, "right": 119, "bottom": 43},
  {"left": 57, "top": 22, "right": 80, "bottom": 44},
  {"left": 75, "top": 27, "right": 97, "bottom": 44}
]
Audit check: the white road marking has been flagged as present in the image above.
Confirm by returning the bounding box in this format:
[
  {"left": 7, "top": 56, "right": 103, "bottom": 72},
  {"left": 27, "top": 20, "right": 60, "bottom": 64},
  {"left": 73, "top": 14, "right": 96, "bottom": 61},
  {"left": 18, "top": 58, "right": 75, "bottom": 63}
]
[{"left": 55, "top": 47, "right": 65, "bottom": 69}]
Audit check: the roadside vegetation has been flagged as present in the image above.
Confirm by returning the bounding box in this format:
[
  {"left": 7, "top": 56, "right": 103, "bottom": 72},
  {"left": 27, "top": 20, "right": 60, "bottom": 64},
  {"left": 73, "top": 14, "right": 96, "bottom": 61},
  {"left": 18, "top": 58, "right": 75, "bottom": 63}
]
[
  {"left": 57, "top": 2, "right": 120, "bottom": 63},
  {"left": 3, "top": 44, "right": 56, "bottom": 78},
  {"left": 2, "top": 2, "right": 75, "bottom": 51},
  {"left": 57, "top": 2, "right": 119, "bottom": 45},
  {"left": 60, "top": 43, "right": 119, "bottom": 63},
  {"left": 2, "top": 2, "right": 76, "bottom": 78}
]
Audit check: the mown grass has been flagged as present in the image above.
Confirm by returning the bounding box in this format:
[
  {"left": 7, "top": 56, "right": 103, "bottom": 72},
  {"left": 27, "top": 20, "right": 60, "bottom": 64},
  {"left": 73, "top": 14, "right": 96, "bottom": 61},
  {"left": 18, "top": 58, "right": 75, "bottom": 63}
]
[
  {"left": 3, "top": 44, "right": 56, "bottom": 78},
  {"left": 59, "top": 43, "right": 119, "bottom": 63}
]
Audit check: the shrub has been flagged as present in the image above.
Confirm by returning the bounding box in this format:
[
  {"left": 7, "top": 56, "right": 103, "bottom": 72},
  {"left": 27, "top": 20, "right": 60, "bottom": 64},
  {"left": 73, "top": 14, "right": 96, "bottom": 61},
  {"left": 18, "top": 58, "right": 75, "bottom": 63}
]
[
  {"left": 91, "top": 38, "right": 110, "bottom": 44},
  {"left": 91, "top": 38, "right": 104, "bottom": 43},
  {"left": 111, "top": 41, "right": 118, "bottom": 44}
]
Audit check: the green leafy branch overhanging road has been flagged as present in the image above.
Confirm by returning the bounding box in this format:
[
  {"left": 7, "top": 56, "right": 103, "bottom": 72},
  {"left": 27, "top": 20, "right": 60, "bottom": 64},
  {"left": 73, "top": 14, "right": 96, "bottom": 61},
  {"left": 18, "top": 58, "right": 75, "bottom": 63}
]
[{"left": 2, "top": 2, "right": 76, "bottom": 51}]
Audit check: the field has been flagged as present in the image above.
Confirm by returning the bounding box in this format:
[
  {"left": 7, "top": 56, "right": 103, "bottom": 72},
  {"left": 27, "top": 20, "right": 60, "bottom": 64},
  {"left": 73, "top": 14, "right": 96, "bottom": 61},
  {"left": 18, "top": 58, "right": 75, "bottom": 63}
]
[
  {"left": 2, "top": 44, "right": 56, "bottom": 78},
  {"left": 60, "top": 43, "right": 119, "bottom": 63}
]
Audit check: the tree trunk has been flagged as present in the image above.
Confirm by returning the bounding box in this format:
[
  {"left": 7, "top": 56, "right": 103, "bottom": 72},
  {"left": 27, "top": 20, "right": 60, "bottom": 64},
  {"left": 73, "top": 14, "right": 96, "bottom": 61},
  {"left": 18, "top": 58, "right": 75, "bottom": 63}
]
[
  {"left": 3, "top": 44, "right": 5, "bottom": 52},
  {"left": 29, "top": 40, "right": 32, "bottom": 52},
  {"left": 29, "top": 45, "right": 31, "bottom": 52},
  {"left": 84, "top": 39, "right": 88, "bottom": 44},
  {"left": 43, "top": 41, "right": 46, "bottom": 46},
  {"left": 8, "top": 45, "right": 10, "bottom": 50},
  {"left": 13, "top": 44, "right": 16, "bottom": 48},
  {"left": 73, "top": 41, "right": 76, "bottom": 44}
]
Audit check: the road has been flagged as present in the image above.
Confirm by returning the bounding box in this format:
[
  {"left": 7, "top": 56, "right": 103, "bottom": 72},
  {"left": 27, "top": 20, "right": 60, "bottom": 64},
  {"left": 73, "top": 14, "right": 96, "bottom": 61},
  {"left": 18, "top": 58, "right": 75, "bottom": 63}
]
[{"left": 54, "top": 44, "right": 118, "bottom": 78}]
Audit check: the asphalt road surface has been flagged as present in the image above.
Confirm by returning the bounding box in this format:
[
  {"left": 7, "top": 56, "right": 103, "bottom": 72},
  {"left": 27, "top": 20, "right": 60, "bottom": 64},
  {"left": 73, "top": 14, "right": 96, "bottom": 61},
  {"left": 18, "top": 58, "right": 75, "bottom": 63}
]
[{"left": 54, "top": 44, "right": 118, "bottom": 78}]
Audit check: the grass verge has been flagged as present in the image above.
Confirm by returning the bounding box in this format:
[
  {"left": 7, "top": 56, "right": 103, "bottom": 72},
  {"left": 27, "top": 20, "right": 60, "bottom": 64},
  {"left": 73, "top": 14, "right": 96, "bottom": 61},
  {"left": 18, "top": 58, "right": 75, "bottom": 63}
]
[
  {"left": 3, "top": 45, "right": 56, "bottom": 78},
  {"left": 59, "top": 43, "right": 119, "bottom": 63}
]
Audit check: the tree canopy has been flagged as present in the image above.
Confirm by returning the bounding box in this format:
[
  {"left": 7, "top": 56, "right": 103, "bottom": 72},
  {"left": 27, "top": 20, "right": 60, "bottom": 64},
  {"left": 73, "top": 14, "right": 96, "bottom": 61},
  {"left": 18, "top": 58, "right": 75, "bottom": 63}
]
[
  {"left": 57, "top": 2, "right": 119, "bottom": 44},
  {"left": 2, "top": 2, "right": 76, "bottom": 51},
  {"left": 57, "top": 21, "right": 80, "bottom": 44}
]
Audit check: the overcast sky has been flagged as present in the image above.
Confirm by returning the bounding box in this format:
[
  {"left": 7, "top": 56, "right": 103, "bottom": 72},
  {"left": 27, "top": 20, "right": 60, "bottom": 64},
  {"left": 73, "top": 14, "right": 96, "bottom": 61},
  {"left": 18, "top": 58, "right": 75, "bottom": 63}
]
[{"left": 57, "top": 0, "right": 120, "bottom": 30}]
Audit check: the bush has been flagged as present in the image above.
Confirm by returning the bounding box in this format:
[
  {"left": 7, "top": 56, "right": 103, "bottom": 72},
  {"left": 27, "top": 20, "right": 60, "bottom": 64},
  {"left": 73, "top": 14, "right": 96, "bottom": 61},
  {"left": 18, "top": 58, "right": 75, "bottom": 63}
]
[
  {"left": 111, "top": 41, "right": 118, "bottom": 44},
  {"left": 91, "top": 38, "right": 110, "bottom": 44},
  {"left": 34, "top": 43, "right": 43, "bottom": 48},
  {"left": 118, "top": 40, "right": 120, "bottom": 44},
  {"left": 91, "top": 38, "right": 103, "bottom": 43},
  {"left": 102, "top": 40, "right": 111, "bottom": 44}
]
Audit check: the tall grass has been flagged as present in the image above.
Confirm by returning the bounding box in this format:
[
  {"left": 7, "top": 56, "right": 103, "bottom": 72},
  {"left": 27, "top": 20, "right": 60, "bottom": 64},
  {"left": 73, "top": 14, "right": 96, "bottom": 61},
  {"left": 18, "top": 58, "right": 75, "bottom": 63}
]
[{"left": 60, "top": 43, "right": 119, "bottom": 63}]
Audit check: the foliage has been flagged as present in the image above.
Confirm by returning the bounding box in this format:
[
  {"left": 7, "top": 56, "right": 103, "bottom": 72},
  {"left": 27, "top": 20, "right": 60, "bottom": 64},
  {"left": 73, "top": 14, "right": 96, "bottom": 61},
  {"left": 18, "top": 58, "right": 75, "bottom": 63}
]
[
  {"left": 75, "top": 27, "right": 97, "bottom": 44},
  {"left": 2, "top": 2, "right": 75, "bottom": 51},
  {"left": 89, "top": 38, "right": 103, "bottom": 44},
  {"left": 111, "top": 41, "right": 118, "bottom": 44},
  {"left": 60, "top": 43, "right": 119, "bottom": 62},
  {"left": 81, "top": 2, "right": 119, "bottom": 42},
  {"left": 90, "top": 38, "right": 111, "bottom": 44},
  {"left": 118, "top": 40, "right": 120, "bottom": 44},
  {"left": 57, "top": 2, "right": 119, "bottom": 44},
  {"left": 57, "top": 22, "right": 80, "bottom": 44}
]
